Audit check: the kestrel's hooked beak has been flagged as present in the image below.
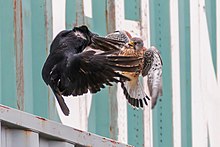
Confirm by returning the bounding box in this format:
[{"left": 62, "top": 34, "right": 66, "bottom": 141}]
[{"left": 128, "top": 41, "right": 135, "bottom": 48}]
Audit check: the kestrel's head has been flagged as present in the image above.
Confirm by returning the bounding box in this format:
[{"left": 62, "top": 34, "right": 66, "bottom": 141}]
[{"left": 128, "top": 37, "right": 144, "bottom": 50}]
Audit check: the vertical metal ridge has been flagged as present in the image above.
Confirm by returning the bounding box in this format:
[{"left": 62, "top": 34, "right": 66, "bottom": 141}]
[
  {"left": 88, "top": 0, "right": 110, "bottom": 139},
  {"left": 127, "top": 108, "right": 144, "bottom": 147},
  {"left": 106, "top": 0, "right": 116, "bottom": 34},
  {"left": 30, "top": 0, "right": 56, "bottom": 119},
  {"left": 105, "top": 0, "right": 118, "bottom": 141},
  {"left": 109, "top": 84, "right": 119, "bottom": 140},
  {"left": 14, "top": 0, "right": 24, "bottom": 111},
  {"left": 0, "top": 0, "right": 17, "bottom": 108},
  {"left": 149, "top": 0, "right": 173, "bottom": 147},
  {"left": 170, "top": 0, "right": 182, "bottom": 146},
  {"left": 178, "top": 0, "right": 192, "bottom": 146}
]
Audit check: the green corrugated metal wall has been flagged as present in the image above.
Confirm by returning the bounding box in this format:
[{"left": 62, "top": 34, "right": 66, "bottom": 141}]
[
  {"left": 0, "top": 0, "right": 59, "bottom": 121},
  {"left": 178, "top": 0, "right": 192, "bottom": 146}
]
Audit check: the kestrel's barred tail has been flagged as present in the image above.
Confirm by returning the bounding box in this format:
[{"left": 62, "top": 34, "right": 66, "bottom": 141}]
[{"left": 121, "top": 79, "right": 150, "bottom": 108}]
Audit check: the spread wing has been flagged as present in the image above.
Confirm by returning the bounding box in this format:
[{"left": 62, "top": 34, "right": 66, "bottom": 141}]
[
  {"left": 90, "top": 31, "right": 130, "bottom": 52},
  {"left": 142, "top": 46, "right": 163, "bottom": 108},
  {"left": 42, "top": 27, "right": 143, "bottom": 115},
  {"left": 42, "top": 49, "right": 142, "bottom": 115}
]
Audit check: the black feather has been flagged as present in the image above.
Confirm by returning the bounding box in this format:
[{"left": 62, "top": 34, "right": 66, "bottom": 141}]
[
  {"left": 139, "top": 99, "right": 143, "bottom": 108},
  {"left": 143, "top": 97, "right": 148, "bottom": 105}
]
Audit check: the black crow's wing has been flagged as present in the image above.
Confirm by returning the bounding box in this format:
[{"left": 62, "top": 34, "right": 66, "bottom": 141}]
[
  {"left": 64, "top": 50, "right": 142, "bottom": 95},
  {"left": 42, "top": 49, "right": 142, "bottom": 115}
]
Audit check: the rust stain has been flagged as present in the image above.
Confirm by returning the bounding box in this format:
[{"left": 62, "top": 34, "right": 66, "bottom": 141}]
[
  {"left": 44, "top": 0, "right": 52, "bottom": 54},
  {"left": 102, "top": 137, "right": 120, "bottom": 146},
  {"left": 0, "top": 105, "right": 10, "bottom": 110},
  {"left": 74, "top": 0, "right": 84, "bottom": 27},
  {"left": 103, "top": 136, "right": 133, "bottom": 147},
  {"left": 110, "top": 126, "right": 113, "bottom": 132},
  {"left": 109, "top": 140, "right": 118, "bottom": 145},
  {"left": 25, "top": 130, "right": 33, "bottom": 136},
  {"left": 44, "top": 0, "right": 49, "bottom": 53},
  {"left": 73, "top": 128, "right": 84, "bottom": 133},
  {"left": 105, "top": 9, "right": 108, "bottom": 33},
  {"left": 102, "top": 137, "right": 107, "bottom": 143},
  {"left": 105, "top": 0, "right": 116, "bottom": 34},
  {"left": 36, "top": 116, "right": 47, "bottom": 121},
  {"left": 75, "top": 11, "right": 78, "bottom": 27},
  {"left": 14, "top": 0, "right": 24, "bottom": 110}
]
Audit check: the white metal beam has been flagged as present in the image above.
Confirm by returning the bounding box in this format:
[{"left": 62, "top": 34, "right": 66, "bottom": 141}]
[
  {"left": 0, "top": 105, "right": 133, "bottom": 147},
  {"left": 170, "top": 0, "right": 181, "bottom": 147}
]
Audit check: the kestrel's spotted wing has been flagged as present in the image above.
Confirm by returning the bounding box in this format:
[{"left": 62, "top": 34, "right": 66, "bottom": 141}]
[
  {"left": 105, "top": 30, "right": 131, "bottom": 43},
  {"left": 142, "top": 46, "right": 163, "bottom": 108}
]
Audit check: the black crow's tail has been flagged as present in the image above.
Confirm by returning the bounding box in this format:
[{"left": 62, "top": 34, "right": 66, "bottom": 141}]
[{"left": 52, "top": 88, "right": 70, "bottom": 116}]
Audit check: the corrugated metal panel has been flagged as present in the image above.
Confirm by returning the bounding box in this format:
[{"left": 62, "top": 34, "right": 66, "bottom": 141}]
[
  {"left": 0, "top": 0, "right": 17, "bottom": 108},
  {"left": 0, "top": 0, "right": 59, "bottom": 121},
  {"left": 178, "top": 0, "right": 192, "bottom": 147},
  {"left": 124, "top": 0, "right": 140, "bottom": 21},
  {"left": 149, "top": 0, "right": 173, "bottom": 147},
  {"left": 0, "top": 104, "right": 133, "bottom": 147}
]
